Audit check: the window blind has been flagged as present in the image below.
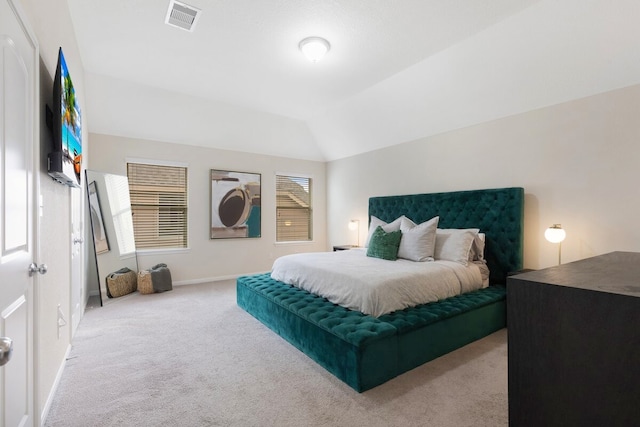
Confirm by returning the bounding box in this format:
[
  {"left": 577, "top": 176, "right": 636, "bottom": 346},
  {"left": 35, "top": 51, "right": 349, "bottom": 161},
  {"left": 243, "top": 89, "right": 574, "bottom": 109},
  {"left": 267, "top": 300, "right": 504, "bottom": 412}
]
[
  {"left": 127, "top": 163, "right": 188, "bottom": 249},
  {"left": 276, "top": 175, "right": 312, "bottom": 242}
]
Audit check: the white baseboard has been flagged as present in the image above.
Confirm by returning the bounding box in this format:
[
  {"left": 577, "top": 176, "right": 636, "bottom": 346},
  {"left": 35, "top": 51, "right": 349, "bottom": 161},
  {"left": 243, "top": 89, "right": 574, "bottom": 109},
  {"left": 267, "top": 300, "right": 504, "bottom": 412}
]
[
  {"left": 41, "top": 344, "right": 71, "bottom": 425},
  {"left": 173, "top": 271, "right": 269, "bottom": 286},
  {"left": 46, "top": 272, "right": 266, "bottom": 424}
]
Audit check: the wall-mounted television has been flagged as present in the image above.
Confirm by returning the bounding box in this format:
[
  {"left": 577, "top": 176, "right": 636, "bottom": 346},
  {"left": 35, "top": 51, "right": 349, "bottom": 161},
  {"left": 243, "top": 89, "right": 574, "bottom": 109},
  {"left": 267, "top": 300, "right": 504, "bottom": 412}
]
[{"left": 48, "top": 47, "right": 82, "bottom": 187}]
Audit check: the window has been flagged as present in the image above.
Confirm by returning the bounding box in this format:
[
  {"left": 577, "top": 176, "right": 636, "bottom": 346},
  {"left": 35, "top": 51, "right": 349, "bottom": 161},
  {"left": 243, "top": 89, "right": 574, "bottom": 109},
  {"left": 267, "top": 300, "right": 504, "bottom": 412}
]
[
  {"left": 104, "top": 173, "right": 136, "bottom": 255},
  {"left": 276, "top": 175, "right": 312, "bottom": 242},
  {"left": 127, "top": 162, "right": 188, "bottom": 249}
]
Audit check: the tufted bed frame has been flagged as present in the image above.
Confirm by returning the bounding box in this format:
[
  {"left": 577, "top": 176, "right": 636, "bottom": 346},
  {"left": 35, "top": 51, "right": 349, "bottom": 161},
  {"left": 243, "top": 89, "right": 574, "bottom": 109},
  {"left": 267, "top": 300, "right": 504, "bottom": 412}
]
[{"left": 237, "top": 187, "right": 524, "bottom": 392}]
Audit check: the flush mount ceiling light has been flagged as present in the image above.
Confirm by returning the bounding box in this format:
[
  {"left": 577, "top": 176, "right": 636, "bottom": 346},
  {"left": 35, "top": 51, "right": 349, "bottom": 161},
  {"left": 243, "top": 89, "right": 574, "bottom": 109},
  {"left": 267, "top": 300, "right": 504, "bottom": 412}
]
[{"left": 299, "top": 37, "right": 331, "bottom": 62}]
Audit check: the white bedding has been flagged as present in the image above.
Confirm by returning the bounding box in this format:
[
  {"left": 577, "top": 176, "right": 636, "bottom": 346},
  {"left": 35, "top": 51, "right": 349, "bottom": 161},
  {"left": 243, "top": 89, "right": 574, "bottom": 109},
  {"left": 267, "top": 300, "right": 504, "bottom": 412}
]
[{"left": 270, "top": 248, "right": 485, "bottom": 317}]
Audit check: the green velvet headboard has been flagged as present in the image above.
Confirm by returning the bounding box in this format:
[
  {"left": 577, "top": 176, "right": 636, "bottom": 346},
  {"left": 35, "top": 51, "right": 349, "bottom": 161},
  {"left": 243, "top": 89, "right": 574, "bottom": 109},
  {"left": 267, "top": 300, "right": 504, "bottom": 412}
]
[{"left": 369, "top": 187, "right": 524, "bottom": 285}]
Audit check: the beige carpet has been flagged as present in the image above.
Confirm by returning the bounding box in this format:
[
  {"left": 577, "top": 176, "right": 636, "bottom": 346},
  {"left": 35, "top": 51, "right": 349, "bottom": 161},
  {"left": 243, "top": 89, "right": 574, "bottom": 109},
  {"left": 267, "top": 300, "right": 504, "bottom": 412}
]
[{"left": 45, "top": 280, "right": 508, "bottom": 426}]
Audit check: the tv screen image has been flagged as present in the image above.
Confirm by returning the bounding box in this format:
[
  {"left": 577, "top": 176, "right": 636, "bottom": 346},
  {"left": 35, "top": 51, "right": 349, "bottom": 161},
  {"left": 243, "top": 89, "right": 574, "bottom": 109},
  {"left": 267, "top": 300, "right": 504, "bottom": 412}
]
[{"left": 48, "top": 47, "right": 82, "bottom": 187}]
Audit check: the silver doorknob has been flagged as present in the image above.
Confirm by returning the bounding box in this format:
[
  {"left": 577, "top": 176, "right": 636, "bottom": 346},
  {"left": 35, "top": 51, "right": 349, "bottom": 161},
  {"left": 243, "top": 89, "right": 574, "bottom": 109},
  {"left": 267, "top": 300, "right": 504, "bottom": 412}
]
[
  {"left": 0, "top": 337, "right": 12, "bottom": 367},
  {"left": 28, "top": 263, "right": 48, "bottom": 276}
]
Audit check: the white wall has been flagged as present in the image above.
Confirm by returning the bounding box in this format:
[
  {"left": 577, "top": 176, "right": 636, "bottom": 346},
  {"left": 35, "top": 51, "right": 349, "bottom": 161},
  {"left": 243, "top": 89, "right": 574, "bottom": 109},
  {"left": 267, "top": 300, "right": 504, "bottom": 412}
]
[
  {"left": 20, "top": 0, "right": 88, "bottom": 421},
  {"left": 88, "top": 133, "right": 327, "bottom": 283},
  {"left": 18, "top": 0, "right": 326, "bottom": 421},
  {"left": 327, "top": 84, "right": 640, "bottom": 270},
  {"left": 85, "top": 73, "right": 325, "bottom": 162},
  {"left": 14, "top": 0, "right": 638, "bottom": 421},
  {"left": 309, "top": 0, "right": 640, "bottom": 161}
]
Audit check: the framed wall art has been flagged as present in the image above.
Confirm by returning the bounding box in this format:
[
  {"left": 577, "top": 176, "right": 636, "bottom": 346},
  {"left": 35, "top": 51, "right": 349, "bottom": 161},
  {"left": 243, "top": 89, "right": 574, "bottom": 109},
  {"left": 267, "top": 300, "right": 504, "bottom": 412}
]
[{"left": 210, "top": 169, "right": 261, "bottom": 239}]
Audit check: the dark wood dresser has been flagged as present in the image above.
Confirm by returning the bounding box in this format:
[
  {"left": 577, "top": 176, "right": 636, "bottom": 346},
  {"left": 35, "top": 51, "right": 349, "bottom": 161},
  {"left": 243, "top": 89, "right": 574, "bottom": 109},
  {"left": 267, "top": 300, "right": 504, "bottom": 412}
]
[{"left": 507, "top": 251, "right": 640, "bottom": 426}]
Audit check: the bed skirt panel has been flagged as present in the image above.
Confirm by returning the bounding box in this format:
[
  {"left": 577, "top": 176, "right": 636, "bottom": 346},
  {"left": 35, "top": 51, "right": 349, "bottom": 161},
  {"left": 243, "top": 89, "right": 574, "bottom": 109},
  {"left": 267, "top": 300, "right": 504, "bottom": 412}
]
[
  {"left": 236, "top": 274, "right": 399, "bottom": 391},
  {"left": 237, "top": 273, "right": 506, "bottom": 392},
  {"left": 393, "top": 299, "right": 506, "bottom": 373}
]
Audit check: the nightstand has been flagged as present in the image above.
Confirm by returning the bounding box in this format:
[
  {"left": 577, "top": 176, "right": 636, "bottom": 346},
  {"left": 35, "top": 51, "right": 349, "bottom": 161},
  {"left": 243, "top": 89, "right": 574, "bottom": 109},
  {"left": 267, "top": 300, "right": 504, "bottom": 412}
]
[{"left": 333, "top": 245, "right": 358, "bottom": 251}]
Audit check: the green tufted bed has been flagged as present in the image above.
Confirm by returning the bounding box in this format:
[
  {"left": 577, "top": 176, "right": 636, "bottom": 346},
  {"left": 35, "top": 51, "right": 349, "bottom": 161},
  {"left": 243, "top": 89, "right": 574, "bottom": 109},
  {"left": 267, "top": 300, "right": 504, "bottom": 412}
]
[{"left": 237, "top": 187, "right": 524, "bottom": 392}]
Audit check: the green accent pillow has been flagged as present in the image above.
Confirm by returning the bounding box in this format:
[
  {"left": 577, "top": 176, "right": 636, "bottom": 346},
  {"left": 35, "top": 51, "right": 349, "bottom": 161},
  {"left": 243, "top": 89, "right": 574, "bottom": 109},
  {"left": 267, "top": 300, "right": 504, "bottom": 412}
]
[{"left": 366, "top": 226, "right": 402, "bottom": 261}]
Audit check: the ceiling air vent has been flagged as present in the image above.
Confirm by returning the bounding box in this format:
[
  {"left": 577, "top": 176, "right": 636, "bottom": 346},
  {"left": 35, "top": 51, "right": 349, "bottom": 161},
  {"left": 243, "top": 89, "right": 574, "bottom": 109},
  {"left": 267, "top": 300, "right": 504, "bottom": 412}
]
[{"left": 165, "top": 0, "right": 201, "bottom": 32}]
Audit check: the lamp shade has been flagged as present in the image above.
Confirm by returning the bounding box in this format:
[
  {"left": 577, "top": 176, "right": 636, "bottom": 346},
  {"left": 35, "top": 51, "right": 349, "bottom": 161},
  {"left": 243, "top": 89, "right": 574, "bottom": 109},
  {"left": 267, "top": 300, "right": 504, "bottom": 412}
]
[
  {"left": 348, "top": 219, "right": 360, "bottom": 246},
  {"left": 299, "top": 37, "right": 330, "bottom": 62},
  {"left": 545, "top": 224, "right": 566, "bottom": 243}
]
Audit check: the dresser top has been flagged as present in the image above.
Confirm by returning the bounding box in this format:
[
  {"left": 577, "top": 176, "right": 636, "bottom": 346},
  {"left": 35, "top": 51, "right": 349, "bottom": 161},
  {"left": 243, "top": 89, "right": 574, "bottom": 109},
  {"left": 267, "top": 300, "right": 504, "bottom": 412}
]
[{"left": 511, "top": 251, "right": 640, "bottom": 297}]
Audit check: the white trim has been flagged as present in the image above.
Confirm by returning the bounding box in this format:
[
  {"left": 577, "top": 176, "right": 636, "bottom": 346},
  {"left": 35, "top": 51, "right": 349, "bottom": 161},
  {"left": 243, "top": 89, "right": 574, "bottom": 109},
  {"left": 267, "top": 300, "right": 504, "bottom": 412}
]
[
  {"left": 120, "top": 252, "right": 136, "bottom": 261},
  {"left": 14, "top": 1, "right": 42, "bottom": 423},
  {"left": 273, "top": 241, "right": 315, "bottom": 246},
  {"left": 172, "top": 271, "right": 269, "bottom": 286},
  {"left": 274, "top": 173, "right": 314, "bottom": 244},
  {"left": 126, "top": 160, "right": 190, "bottom": 250},
  {"left": 69, "top": 185, "right": 85, "bottom": 341},
  {"left": 1, "top": 295, "right": 26, "bottom": 318},
  {"left": 136, "top": 247, "right": 191, "bottom": 256},
  {"left": 40, "top": 344, "right": 71, "bottom": 425},
  {"left": 125, "top": 157, "right": 189, "bottom": 168},
  {"left": 275, "top": 171, "right": 314, "bottom": 179}
]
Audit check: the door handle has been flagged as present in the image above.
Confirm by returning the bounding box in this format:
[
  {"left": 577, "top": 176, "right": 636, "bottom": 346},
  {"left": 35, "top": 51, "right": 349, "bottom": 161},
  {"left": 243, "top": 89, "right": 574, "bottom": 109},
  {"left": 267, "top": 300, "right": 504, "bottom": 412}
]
[
  {"left": 0, "top": 337, "right": 12, "bottom": 367},
  {"left": 73, "top": 237, "right": 84, "bottom": 244},
  {"left": 28, "top": 263, "right": 48, "bottom": 276}
]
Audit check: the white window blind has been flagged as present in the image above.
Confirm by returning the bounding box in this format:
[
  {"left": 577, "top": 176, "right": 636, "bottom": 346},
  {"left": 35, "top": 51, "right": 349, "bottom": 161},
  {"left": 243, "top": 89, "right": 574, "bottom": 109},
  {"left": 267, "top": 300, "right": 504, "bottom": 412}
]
[
  {"left": 127, "top": 162, "right": 188, "bottom": 249},
  {"left": 276, "top": 175, "right": 312, "bottom": 242}
]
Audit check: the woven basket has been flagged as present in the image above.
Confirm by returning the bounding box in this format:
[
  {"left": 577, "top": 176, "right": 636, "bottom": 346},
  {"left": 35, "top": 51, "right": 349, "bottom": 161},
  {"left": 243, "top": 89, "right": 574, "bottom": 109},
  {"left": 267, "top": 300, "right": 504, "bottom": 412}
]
[
  {"left": 105, "top": 268, "right": 137, "bottom": 298},
  {"left": 138, "top": 263, "right": 172, "bottom": 295},
  {"left": 137, "top": 270, "right": 154, "bottom": 295}
]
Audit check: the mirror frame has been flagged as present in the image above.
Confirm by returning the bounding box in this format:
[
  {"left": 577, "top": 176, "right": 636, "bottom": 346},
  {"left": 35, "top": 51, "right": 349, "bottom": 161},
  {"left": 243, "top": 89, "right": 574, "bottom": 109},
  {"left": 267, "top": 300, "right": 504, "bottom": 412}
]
[{"left": 85, "top": 170, "right": 138, "bottom": 306}]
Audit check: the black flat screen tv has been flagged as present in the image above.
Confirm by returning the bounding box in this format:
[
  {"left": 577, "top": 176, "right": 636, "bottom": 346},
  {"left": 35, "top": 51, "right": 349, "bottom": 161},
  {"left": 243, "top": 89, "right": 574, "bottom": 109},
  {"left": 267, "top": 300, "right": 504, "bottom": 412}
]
[{"left": 48, "top": 47, "right": 82, "bottom": 187}]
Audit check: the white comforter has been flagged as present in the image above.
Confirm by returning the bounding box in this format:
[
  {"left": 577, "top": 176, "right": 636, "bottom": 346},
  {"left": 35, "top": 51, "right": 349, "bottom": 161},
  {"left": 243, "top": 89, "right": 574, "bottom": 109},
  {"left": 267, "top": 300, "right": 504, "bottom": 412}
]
[{"left": 270, "top": 248, "right": 485, "bottom": 317}]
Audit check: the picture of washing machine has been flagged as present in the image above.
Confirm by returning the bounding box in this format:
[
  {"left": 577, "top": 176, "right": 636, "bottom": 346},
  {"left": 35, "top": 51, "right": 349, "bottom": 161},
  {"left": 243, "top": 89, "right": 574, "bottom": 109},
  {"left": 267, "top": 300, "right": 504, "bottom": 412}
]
[{"left": 210, "top": 170, "right": 261, "bottom": 239}]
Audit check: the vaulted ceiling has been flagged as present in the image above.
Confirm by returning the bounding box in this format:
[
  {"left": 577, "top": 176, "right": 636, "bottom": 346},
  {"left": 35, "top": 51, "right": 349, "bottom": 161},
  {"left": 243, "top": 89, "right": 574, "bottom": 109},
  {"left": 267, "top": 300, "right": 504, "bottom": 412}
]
[{"left": 68, "top": 0, "right": 640, "bottom": 161}]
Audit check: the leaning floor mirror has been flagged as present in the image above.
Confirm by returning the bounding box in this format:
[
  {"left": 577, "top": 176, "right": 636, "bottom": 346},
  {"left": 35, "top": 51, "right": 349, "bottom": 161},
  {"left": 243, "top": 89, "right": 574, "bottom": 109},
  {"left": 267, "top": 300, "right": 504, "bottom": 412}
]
[{"left": 85, "top": 170, "right": 138, "bottom": 306}]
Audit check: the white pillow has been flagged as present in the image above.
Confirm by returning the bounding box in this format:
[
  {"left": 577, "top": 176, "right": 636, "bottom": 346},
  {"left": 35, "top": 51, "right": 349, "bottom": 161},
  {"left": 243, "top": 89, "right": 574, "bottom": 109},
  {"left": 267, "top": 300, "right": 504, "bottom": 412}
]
[
  {"left": 397, "top": 216, "right": 439, "bottom": 262},
  {"left": 435, "top": 228, "right": 479, "bottom": 266},
  {"left": 365, "top": 216, "right": 403, "bottom": 247}
]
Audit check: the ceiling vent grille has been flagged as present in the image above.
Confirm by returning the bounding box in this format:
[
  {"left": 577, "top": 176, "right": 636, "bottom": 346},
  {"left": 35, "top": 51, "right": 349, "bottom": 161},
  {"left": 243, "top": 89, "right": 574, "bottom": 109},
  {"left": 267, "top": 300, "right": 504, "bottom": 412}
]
[{"left": 165, "top": 0, "right": 201, "bottom": 32}]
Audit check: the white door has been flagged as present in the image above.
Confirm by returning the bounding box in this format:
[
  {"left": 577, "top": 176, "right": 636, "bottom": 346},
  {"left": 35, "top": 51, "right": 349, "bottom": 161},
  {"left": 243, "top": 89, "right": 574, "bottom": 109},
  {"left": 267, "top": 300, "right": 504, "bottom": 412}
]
[
  {"left": 0, "top": 0, "right": 38, "bottom": 426},
  {"left": 70, "top": 188, "right": 83, "bottom": 336}
]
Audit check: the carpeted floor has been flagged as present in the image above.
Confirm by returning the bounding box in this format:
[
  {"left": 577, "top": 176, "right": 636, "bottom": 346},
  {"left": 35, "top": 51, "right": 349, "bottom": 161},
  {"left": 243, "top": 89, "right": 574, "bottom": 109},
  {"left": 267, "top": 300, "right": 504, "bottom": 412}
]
[{"left": 44, "top": 280, "right": 508, "bottom": 427}]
